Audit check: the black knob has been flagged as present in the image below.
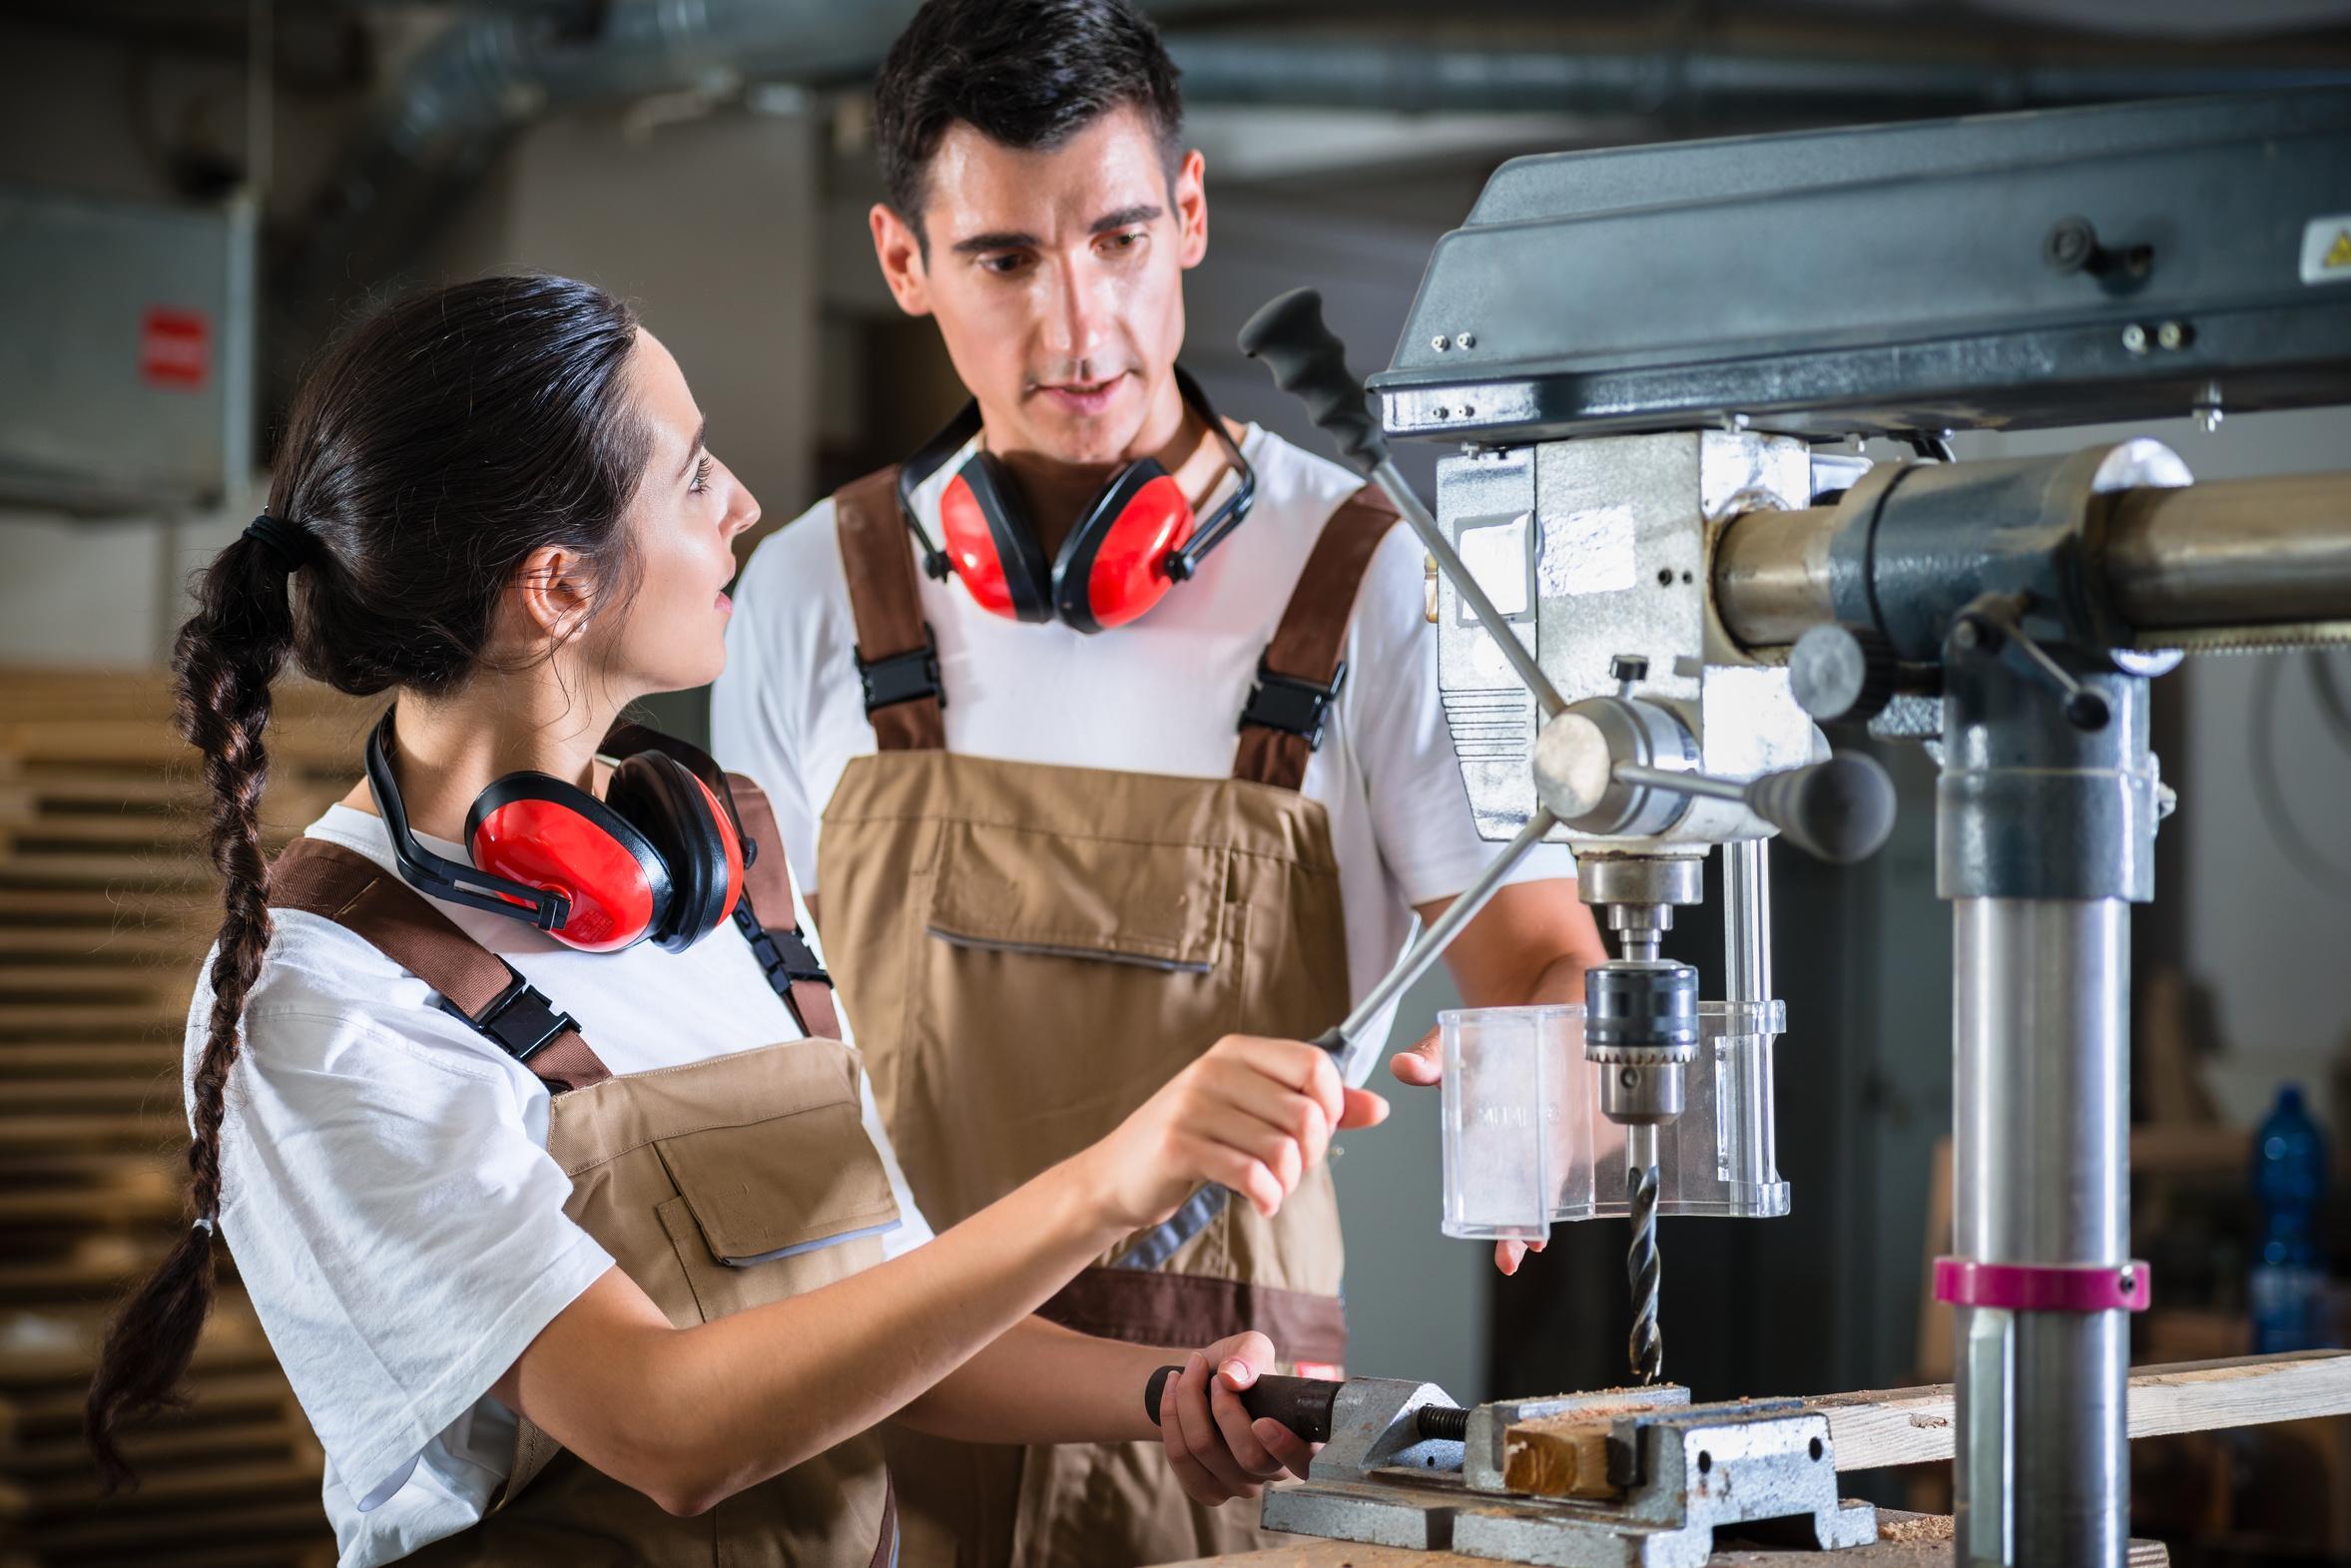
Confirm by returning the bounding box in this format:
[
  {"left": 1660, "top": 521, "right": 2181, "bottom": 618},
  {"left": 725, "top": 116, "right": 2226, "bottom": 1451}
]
[
  {"left": 2044, "top": 216, "right": 2098, "bottom": 274},
  {"left": 1790, "top": 624, "right": 1898, "bottom": 726},
  {"left": 1743, "top": 754, "right": 1898, "bottom": 864},
  {"left": 1237, "top": 288, "right": 1389, "bottom": 475}
]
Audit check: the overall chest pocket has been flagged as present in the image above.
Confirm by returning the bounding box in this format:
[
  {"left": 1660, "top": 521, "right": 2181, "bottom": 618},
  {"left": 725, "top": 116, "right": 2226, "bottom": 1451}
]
[
  {"left": 884, "top": 820, "right": 1251, "bottom": 1229},
  {"left": 558, "top": 1041, "right": 902, "bottom": 1327}
]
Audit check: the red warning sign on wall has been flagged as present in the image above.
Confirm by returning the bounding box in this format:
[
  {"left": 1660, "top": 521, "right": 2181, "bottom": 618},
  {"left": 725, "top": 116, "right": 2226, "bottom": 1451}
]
[{"left": 140, "top": 307, "right": 211, "bottom": 390}]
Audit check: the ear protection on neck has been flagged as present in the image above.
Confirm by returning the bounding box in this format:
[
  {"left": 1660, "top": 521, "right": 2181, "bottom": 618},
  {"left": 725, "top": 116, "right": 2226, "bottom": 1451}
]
[
  {"left": 898, "top": 366, "right": 1256, "bottom": 634},
  {"left": 366, "top": 708, "right": 746, "bottom": 954}
]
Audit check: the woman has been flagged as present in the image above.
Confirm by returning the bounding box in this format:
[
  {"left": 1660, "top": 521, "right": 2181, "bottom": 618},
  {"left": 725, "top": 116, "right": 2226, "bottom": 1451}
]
[{"left": 82, "top": 274, "right": 1386, "bottom": 1566}]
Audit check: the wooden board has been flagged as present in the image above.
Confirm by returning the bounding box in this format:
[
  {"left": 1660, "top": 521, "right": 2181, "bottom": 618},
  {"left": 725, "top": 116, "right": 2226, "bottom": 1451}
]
[{"left": 1809, "top": 1351, "right": 2351, "bottom": 1472}]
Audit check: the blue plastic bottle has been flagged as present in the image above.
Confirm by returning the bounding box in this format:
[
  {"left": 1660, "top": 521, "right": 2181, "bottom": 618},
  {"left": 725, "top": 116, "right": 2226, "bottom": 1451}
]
[{"left": 2248, "top": 1085, "right": 2330, "bottom": 1353}]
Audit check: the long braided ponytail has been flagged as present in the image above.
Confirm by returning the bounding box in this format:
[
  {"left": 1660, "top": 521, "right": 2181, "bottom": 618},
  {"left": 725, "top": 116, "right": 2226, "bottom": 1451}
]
[{"left": 83, "top": 273, "right": 649, "bottom": 1488}]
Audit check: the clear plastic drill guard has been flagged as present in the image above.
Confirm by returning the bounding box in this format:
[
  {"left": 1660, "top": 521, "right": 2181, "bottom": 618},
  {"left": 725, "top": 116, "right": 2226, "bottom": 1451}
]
[{"left": 1440, "top": 1001, "right": 1791, "bottom": 1241}]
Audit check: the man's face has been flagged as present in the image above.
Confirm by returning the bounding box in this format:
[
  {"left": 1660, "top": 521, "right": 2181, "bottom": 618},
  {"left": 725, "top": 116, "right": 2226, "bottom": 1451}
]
[{"left": 872, "top": 105, "right": 1208, "bottom": 467}]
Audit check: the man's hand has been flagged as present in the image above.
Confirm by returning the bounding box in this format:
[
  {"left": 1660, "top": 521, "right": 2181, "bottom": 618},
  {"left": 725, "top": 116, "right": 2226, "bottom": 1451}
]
[{"left": 1155, "top": 1331, "right": 1317, "bottom": 1505}]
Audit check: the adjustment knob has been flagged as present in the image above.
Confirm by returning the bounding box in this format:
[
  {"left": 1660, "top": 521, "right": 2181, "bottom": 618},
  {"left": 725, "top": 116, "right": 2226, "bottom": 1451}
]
[{"left": 1791, "top": 624, "right": 1898, "bottom": 726}]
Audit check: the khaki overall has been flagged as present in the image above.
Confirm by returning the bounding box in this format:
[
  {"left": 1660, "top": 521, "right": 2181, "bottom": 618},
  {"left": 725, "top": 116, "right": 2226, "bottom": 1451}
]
[
  {"left": 267, "top": 775, "right": 900, "bottom": 1567},
  {"left": 815, "top": 469, "right": 1401, "bottom": 1568}
]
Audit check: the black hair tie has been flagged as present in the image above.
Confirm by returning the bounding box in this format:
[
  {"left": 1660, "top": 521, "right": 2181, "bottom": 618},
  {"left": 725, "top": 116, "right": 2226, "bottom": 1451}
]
[{"left": 243, "top": 513, "right": 316, "bottom": 574}]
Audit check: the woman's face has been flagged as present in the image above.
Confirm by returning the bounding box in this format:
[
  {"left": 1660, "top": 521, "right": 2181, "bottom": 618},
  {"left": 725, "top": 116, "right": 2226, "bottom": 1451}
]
[{"left": 600, "top": 330, "right": 760, "bottom": 695}]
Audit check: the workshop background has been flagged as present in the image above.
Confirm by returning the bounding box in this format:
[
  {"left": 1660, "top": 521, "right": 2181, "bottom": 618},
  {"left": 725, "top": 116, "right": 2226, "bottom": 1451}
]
[{"left": 2, "top": 1, "right": 2348, "bottom": 1563}]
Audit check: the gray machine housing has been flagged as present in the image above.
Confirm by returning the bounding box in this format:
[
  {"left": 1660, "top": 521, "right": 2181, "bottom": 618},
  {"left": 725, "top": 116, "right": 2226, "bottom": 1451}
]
[{"left": 1370, "top": 88, "right": 2351, "bottom": 445}]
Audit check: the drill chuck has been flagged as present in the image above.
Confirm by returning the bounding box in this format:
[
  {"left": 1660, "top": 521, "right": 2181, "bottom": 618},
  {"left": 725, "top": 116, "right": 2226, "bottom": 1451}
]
[{"left": 1584, "top": 959, "right": 1700, "bottom": 1126}]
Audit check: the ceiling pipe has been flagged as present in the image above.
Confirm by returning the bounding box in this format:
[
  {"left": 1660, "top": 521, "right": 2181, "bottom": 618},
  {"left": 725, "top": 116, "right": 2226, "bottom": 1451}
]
[
  {"left": 1167, "top": 36, "right": 2351, "bottom": 117},
  {"left": 281, "top": 0, "right": 1239, "bottom": 303},
  {"left": 283, "top": 2, "right": 2351, "bottom": 308}
]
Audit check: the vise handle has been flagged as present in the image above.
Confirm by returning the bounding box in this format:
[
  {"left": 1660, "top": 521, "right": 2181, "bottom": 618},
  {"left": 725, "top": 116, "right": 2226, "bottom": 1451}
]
[{"left": 1143, "top": 1365, "right": 1341, "bottom": 1442}]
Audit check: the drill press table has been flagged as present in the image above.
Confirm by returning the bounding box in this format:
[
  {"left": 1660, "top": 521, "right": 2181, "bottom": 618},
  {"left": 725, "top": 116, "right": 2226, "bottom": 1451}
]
[
  {"left": 1162, "top": 1352, "right": 2349, "bottom": 1567},
  {"left": 1163, "top": 1513, "right": 2171, "bottom": 1568}
]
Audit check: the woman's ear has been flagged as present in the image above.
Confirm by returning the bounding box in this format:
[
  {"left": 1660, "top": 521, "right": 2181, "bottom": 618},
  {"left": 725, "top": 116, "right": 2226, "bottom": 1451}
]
[{"left": 510, "top": 543, "right": 597, "bottom": 648}]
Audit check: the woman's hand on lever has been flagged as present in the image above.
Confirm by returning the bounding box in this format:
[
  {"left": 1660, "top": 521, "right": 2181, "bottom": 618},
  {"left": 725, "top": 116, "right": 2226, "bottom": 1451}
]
[
  {"left": 1076, "top": 1033, "right": 1390, "bottom": 1230},
  {"left": 1158, "top": 1330, "right": 1317, "bottom": 1505}
]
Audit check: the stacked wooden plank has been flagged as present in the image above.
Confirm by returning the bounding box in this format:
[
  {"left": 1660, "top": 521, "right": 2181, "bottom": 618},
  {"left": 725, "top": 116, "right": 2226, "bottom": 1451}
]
[{"left": 1, "top": 668, "right": 366, "bottom": 1568}]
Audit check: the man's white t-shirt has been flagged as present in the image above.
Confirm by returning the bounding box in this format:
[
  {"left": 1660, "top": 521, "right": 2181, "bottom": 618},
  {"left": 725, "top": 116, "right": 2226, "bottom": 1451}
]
[
  {"left": 192, "top": 803, "right": 929, "bottom": 1568},
  {"left": 712, "top": 422, "right": 1574, "bottom": 1058}
]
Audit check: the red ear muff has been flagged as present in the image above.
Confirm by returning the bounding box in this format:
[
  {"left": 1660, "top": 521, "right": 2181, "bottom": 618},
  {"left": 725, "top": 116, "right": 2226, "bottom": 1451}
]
[
  {"left": 1053, "top": 462, "right": 1195, "bottom": 633},
  {"left": 901, "top": 366, "right": 1251, "bottom": 632},
  {"left": 940, "top": 455, "right": 1053, "bottom": 622},
  {"left": 467, "top": 778, "right": 668, "bottom": 953},
  {"left": 605, "top": 754, "right": 744, "bottom": 951}
]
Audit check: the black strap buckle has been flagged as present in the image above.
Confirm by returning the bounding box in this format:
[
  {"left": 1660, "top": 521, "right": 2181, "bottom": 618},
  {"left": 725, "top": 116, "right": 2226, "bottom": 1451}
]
[
  {"left": 736, "top": 904, "right": 832, "bottom": 993},
  {"left": 857, "top": 626, "right": 945, "bottom": 715},
  {"left": 443, "top": 967, "right": 579, "bottom": 1065},
  {"left": 1239, "top": 655, "right": 1349, "bottom": 751}
]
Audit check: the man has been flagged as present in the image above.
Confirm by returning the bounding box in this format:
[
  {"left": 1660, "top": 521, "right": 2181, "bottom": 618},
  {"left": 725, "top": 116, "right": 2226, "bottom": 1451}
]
[{"left": 713, "top": 2, "right": 1607, "bottom": 1562}]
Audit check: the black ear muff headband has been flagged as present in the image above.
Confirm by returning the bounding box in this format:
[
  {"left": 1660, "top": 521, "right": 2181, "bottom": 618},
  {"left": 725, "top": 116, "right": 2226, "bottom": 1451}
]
[{"left": 365, "top": 708, "right": 572, "bottom": 930}]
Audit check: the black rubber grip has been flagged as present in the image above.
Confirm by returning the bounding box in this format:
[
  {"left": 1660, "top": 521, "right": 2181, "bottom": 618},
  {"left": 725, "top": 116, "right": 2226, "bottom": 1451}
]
[
  {"left": 1236, "top": 288, "right": 1388, "bottom": 474},
  {"left": 1144, "top": 1365, "right": 1342, "bottom": 1442},
  {"left": 1742, "top": 753, "right": 1898, "bottom": 864}
]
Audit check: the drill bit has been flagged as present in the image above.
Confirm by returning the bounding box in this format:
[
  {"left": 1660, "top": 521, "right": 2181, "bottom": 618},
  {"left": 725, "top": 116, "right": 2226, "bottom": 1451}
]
[{"left": 1626, "top": 1125, "right": 1663, "bottom": 1383}]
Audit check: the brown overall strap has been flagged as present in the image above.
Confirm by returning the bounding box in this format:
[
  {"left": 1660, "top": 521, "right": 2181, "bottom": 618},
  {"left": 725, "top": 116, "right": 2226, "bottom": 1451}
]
[
  {"left": 267, "top": 837, "right": 613, "bottom": 1093},
  {"left": 1038, "top": 1269, "right": 1348, "bottom": 1366},
  {"left": 835, "top": 467, "right": 947, "bottom": 754},
  {"left": 1233, "top": 484, "right": 1402, "bottom": 791},
  {"left": 725, "top": 772, "right": 842, "bottom": 1040}
]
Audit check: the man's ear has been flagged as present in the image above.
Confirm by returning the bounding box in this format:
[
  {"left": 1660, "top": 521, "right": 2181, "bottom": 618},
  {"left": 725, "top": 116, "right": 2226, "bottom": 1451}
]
[
  {"left": 1174, "top": 148, "right": 1208, "bottom": 271},
  {"left": 872, "top": 203, "right": 933, "bottom": 317},
  {"left": 510, "top": 543, "right": 597, "bottom": 650}
]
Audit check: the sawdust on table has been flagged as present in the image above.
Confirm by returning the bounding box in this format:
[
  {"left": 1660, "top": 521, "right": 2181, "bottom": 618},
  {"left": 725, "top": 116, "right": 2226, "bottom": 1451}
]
[{"left": 1876, "top": 1513, "right": 1957, "bottom": 1545}]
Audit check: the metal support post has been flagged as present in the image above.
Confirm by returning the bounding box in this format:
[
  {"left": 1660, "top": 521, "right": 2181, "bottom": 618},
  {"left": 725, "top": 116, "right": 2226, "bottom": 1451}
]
[{"left": 1941, "top": 649, "right": 2154, "bottom": 1567}]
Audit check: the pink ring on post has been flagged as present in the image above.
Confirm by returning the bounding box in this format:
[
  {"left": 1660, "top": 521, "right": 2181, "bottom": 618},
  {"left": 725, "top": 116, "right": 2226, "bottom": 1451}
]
[{"left": 1934, "top": 1256, "right": 2152, "bottom": 1313}]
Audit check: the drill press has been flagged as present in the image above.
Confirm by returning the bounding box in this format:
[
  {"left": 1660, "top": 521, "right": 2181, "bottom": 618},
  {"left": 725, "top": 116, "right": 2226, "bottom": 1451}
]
[{"left": 1226, "top": 84, "right": 2351, "bottom": 1566}]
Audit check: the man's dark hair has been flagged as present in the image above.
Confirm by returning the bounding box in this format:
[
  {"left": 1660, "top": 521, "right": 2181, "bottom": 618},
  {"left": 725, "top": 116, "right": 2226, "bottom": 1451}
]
[{"left": 874, "top": 0, "right": 1184, "bottom": 246}]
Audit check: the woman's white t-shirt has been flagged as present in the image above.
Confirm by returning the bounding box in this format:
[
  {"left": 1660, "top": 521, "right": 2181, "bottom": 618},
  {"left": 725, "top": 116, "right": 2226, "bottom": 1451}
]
[{"left": 189, "top": 802, "right": 930, "bottom": 1568}]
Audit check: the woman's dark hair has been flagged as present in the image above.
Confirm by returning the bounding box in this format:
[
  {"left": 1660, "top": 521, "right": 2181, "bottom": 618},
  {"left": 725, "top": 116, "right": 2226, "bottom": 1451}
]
[
  {"left": 873, "top": 0, "right": 1183, "bottom": 249},
  {"left": 84, "top": 273, "right": 651, "bottom": 1488}
]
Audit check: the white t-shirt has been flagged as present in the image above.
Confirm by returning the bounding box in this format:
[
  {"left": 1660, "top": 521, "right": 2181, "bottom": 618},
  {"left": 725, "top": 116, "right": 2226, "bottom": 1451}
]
[
  {"left": 192, "top": 803, "right": 929, "bottom": 1568},
  {"left": 712, "top": 423, "right": 1574, "bottom": 1059}
]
